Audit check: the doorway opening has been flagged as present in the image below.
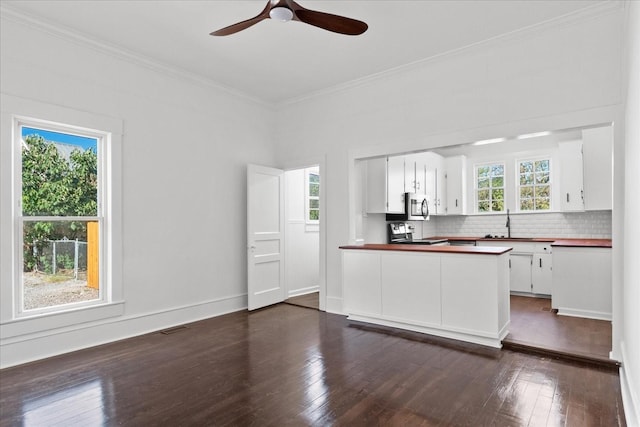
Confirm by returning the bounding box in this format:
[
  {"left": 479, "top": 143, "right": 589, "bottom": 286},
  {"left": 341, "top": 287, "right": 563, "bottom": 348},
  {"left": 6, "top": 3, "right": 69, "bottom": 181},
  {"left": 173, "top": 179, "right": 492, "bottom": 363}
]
[{"left": 283, "top": 166, "right": 320, "bottom": 310}]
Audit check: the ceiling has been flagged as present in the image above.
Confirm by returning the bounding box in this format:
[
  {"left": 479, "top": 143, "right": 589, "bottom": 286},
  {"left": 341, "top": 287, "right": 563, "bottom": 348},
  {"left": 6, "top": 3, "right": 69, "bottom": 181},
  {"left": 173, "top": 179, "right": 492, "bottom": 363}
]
[{"left": 2, "top": 0, "right": 606, "bottom": 105}]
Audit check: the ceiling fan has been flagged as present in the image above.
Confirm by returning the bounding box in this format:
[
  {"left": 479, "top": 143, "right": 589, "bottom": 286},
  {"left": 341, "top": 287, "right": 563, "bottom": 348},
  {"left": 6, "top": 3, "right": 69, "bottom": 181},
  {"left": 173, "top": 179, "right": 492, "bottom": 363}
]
[{"left": 210, "top": 0, "right": 368, "bottom": 36}]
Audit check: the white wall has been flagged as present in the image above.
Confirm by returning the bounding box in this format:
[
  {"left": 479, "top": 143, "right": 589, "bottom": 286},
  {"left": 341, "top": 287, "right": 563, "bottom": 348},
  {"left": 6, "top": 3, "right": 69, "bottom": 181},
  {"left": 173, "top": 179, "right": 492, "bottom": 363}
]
[
  {"left": 622, "top": 1, "right": 640, "bottom": 424},
  {"left": 284, "top": 168, "right": 319, "bottom": 297},
  {"left": 0, "top": 14, "right": 275, "bottom": 367},
  {"left": 274, "top": 6, "right": 625, "bottom": 314}
]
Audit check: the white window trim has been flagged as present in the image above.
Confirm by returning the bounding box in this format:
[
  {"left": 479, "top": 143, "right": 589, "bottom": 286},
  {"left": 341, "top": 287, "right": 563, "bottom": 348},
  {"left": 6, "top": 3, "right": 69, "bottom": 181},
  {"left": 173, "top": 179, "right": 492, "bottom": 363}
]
[
  {"left": 473, "top": 161, "right": 506, "bottom": 214},
  {"left": 305, "top": 167, "right": 319, "bottom": 225},
  {"left": 516, "top": 156, "right": 553, "bottom": 212},
  {"left": 1, "top": 94, "right": 124, "bottom": 337}
]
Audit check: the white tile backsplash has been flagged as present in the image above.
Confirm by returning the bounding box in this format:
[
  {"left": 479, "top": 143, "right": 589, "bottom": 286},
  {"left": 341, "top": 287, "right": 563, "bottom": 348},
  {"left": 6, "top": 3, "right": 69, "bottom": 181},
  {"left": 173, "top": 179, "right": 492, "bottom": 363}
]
[{"left": 432, "top": 210, "right": 612, "bottom": 239}]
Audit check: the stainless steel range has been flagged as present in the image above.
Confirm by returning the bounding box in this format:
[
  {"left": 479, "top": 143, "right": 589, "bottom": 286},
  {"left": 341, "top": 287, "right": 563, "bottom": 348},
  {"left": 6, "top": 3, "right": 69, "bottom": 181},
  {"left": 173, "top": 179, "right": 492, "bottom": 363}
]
[{"left": 387, "top": 222, "right": 448, "bottom": 245}]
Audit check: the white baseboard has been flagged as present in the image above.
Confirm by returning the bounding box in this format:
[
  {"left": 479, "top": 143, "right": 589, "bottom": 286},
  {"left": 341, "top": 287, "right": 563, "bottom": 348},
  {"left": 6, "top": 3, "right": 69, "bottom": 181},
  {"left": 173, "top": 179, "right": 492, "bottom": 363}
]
[
  {"left": 0, "top": 293, "right": 247, "bottom": 369},
  {"left": 287, "top": 286, "right": 319, "bottom": 298},
  {"left": 557, "top": 307, "right": 612, "bottom": 321},
  {"left": 620, "top": 343, "right": 639, "bottom": 427}
]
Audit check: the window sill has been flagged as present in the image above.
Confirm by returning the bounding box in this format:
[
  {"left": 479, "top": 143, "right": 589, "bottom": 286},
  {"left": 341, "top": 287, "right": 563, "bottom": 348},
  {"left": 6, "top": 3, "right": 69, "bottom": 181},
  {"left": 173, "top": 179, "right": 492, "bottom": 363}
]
[{"left": 1, "top": 301, "right": 125, "bottom": 341}]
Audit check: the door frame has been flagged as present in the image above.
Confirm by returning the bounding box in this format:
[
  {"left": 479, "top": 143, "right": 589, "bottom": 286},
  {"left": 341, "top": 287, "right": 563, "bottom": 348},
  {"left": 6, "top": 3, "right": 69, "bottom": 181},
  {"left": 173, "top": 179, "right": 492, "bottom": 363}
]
[{"left": 280, "top": 156, "right": 327, "bottom": 312}]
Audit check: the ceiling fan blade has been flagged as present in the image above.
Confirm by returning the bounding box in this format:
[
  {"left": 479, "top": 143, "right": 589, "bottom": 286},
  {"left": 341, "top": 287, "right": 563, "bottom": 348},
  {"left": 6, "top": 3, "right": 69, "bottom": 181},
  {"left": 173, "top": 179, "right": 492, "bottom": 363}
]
[
  {"left": 294, "top": 9, "right": 368, "bottom": 35},
  {"left": 210, "top": 3, "right": 271, "bottom": 36}
]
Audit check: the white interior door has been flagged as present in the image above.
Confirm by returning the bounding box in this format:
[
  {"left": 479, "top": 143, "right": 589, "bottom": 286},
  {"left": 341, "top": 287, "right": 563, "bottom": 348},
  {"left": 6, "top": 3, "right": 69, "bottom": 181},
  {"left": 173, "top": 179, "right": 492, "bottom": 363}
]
[{"left": 247, "top": 164, "right": 285, "bottom": 310}]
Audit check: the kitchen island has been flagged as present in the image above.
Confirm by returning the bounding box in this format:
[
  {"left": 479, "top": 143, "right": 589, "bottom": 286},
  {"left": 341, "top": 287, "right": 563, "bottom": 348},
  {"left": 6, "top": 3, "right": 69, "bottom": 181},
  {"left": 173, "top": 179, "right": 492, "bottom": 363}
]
[{"left": 340, "top": 244, "right": 512, "bottom": 348}]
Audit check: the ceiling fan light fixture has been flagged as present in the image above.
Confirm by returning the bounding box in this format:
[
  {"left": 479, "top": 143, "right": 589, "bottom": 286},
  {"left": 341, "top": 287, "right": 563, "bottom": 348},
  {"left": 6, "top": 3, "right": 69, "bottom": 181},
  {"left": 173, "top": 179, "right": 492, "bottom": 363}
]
[{"left": 270, "top": 7, "right": 293, "bottom": 22}]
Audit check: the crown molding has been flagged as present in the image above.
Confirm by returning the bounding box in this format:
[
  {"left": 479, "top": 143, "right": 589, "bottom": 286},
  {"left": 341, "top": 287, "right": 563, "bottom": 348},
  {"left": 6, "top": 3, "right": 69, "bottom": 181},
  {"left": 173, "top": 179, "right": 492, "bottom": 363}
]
[
  {"left": 0, "top": 3, "right": 273, "bottom": 109},
  {"left": 0, "top": 1, "right": 624, "bottom": 110},
  {"left": 278, "top": 0, "right": 624, "bottom": 108}
]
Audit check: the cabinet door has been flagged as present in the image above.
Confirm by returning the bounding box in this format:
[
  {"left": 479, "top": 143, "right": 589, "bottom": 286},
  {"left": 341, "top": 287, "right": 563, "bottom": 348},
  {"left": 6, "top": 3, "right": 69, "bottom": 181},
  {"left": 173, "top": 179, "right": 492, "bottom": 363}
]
[
  {"left": 445, "top": 155, "right": 466, "bottom": 215},
  {"left": 424, "top": 167, "right": 437, "bottom": 214},
  {"left": 386, "top": 156, "right": 405, "bottom": 213},
  {"left": 435, "top": 166, "right": 446, "bottom": 215},
  {"left": 509, "top": 254, "right": 532, "bottom": 293},
  {"left": 582, "top": 126, "right": 613, "bottom": 211},
  {"left": 365, "top": 158, "right": 387, "bottom": 213},
  {"left": 532, "top": 254, "right": 552, "bottom": 295},
  {"left": 559, "top": 140, "right": 584, "bottom": 211},
  {"left": 404, "top": 157, "right": 414, "bottom": 193}
]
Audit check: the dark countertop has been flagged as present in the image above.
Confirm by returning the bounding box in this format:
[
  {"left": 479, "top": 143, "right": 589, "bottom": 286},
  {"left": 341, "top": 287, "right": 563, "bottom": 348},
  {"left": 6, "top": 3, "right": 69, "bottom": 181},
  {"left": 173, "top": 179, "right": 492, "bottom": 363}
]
[
  {"left": 339, "top": 243, "right": 512, "bottom": 255},
  {"left": 427, "top": 236, "right": 612, "bottom": 248}
]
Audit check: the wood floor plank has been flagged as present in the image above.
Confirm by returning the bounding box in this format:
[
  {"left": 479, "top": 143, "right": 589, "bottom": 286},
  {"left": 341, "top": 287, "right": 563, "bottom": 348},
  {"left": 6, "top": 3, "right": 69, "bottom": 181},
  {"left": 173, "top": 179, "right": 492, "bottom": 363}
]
[{"left": 0, "top": 304, "right": 626, "bottom": 426}]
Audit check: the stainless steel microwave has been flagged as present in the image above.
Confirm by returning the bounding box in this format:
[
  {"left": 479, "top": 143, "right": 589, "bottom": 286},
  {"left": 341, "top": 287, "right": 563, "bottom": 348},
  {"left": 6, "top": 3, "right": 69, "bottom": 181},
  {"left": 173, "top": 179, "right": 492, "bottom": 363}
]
[{"left": 386, "top": 193, "right": 430, "bottom": 221}]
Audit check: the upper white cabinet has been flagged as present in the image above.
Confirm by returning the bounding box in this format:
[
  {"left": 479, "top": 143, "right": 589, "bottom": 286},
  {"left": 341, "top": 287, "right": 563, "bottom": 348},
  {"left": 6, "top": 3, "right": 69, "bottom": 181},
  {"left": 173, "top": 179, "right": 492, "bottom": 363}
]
[
  {"left": 582, "top": 126, "right": 613, "bottom": 210},
  {"left": 445, "top": 155, "right": 467, "bottom": 215},
  {"left": 387, "top": 156, "right": 405, "bottom": 213},
  {"left": 558, "top": 140, "right": 584, "bottom": 212},
  {"left": 404, "top": 153, "right": 427, "bottom": 195},
  {"left": 421, "top": 152, "right": 445, "bottom": 215}
]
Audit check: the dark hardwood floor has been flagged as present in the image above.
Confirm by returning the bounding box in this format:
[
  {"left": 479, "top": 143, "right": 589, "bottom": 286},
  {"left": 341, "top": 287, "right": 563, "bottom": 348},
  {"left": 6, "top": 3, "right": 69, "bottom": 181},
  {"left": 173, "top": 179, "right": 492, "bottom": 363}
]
[
  {"left": 0, "top": 304, "right": 626, "bottom": 426},
  {"left": 504, "top": 295, "right": 615, "bottom": 367},
  {"left": 284, "top": 291, "right": 319, "bottom": 310}
]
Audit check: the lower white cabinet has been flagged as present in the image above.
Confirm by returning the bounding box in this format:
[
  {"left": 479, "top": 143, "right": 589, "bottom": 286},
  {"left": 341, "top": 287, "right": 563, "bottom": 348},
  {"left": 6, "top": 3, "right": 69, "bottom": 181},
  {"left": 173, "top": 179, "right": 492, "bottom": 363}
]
[
  {"left": 341, "top": 249, "right": 510, "bottom": 348},
  {"left": 381, "top": 253, "right": 441, "bottom": 325},
  {"left": 532, "top": 253, "right": 553, "bottom": 295},
  {"left": 480, "top": 241, "right": 552, "bottom": 295},
  {"left": 509, "top": 254, "right": 532, "bottom": 293},
  {"left": 552, "top": 246, "right": 611, "bottom": 320},
  {"left": 343, "top": 251, "right": 381, "bottom": 316}
]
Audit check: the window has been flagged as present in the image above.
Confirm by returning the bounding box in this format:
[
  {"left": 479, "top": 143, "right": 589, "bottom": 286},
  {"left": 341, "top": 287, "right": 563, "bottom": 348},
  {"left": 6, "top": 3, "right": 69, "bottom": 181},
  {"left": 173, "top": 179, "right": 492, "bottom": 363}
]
[
  {"left": 18, "top": 124, "right": 103, "bottom": 314},
  {"left": 475, "top": 163, "right": 505, "bottom": 212},
  {"left": 306, "top": 168, "right": 320, "bottom": 222},
  {"left": 1, "top": 97, "right": 122, "bottom": 336},
  {"left": 15, "top": 120, "right": 108, "bottom": 316},
  {"left": 518, "top": 159, "right": 551, "bottom": 211}
]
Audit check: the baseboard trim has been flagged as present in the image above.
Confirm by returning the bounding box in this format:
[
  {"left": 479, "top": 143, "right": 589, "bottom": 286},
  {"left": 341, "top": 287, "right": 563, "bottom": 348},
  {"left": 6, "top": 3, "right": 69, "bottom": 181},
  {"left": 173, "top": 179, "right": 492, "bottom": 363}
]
[
  {"left": 0, "top": 294, "right": 247, "bottom": 369},
  {"left": 557, "top": 307, "right": 612, "bottom": 321},
  {"left": 287, "top": 286, "right": 319, "bottom": 298},
  {"left": 620, "top": 343, "right": 639, "bottom": 427}
]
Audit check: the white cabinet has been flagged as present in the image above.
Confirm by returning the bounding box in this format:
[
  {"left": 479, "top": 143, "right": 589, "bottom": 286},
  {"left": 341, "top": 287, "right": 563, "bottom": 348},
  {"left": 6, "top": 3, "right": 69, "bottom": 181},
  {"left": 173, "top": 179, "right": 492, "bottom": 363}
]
[
  {"left": 480, "top": 241, "right": 552, "bottom": 295},
  {"left": 343, "top": 251, "right": 381, "bottom": 316},
  {"left": 445, "top": 155, "right": 466, "bottom": 215},
  {"left": 404, "top": 153, "right": 427, "bottom": 195},
  {"left": 341, "top": 248, "right": 510, "bottom": 348},
  {"left": 365, "top": 158, "right": 387, "bottom": 213},
  {"left": 381, "top": 253, "right": 441, "bottom": 325},
  {"left": 421, "top": 152, "right": 445, "bottom": 215},
  {"left": 386, "top": 156, "right": 405, "bottom": 213},
  {"left": 509, "top": 254, "right": 532, "bottom": 293},
  {"left": 532, "top": 253, "right": 552, "bottom": 295},
  {"left": 552, "top": 247, "right": 611, "bottom": 320},
  {"left": 435, "top": 165, "right": 446, "bottom": 215},
  {"left": 582, "top": 126, "right": 613, "bottom": 211},
  {"left": 559, "top": 140, "right": 584, "bottom": 212}
]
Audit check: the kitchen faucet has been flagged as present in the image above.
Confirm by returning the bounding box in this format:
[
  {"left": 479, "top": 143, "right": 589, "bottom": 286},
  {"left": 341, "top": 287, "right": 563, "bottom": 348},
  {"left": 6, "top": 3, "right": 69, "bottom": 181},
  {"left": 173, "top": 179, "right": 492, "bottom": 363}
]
[{"left": 505, "top": 209, "right": 511, "bottom": 238}]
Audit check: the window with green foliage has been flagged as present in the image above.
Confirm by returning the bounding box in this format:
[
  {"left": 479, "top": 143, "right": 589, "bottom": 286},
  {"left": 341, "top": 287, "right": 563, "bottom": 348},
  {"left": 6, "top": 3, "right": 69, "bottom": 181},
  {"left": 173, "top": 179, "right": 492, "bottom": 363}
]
[
  {"left": 307, "top": 169, "right": 319, "bottom": 222},
  {"left": 475, "top": 163, "right": 505, "bottom": 213},
  {"left": 518, "top": 159, "right": 551, "bottom": 211},
  {"left": 17, "top": 124, "right": 104, "bottom": 314}
]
